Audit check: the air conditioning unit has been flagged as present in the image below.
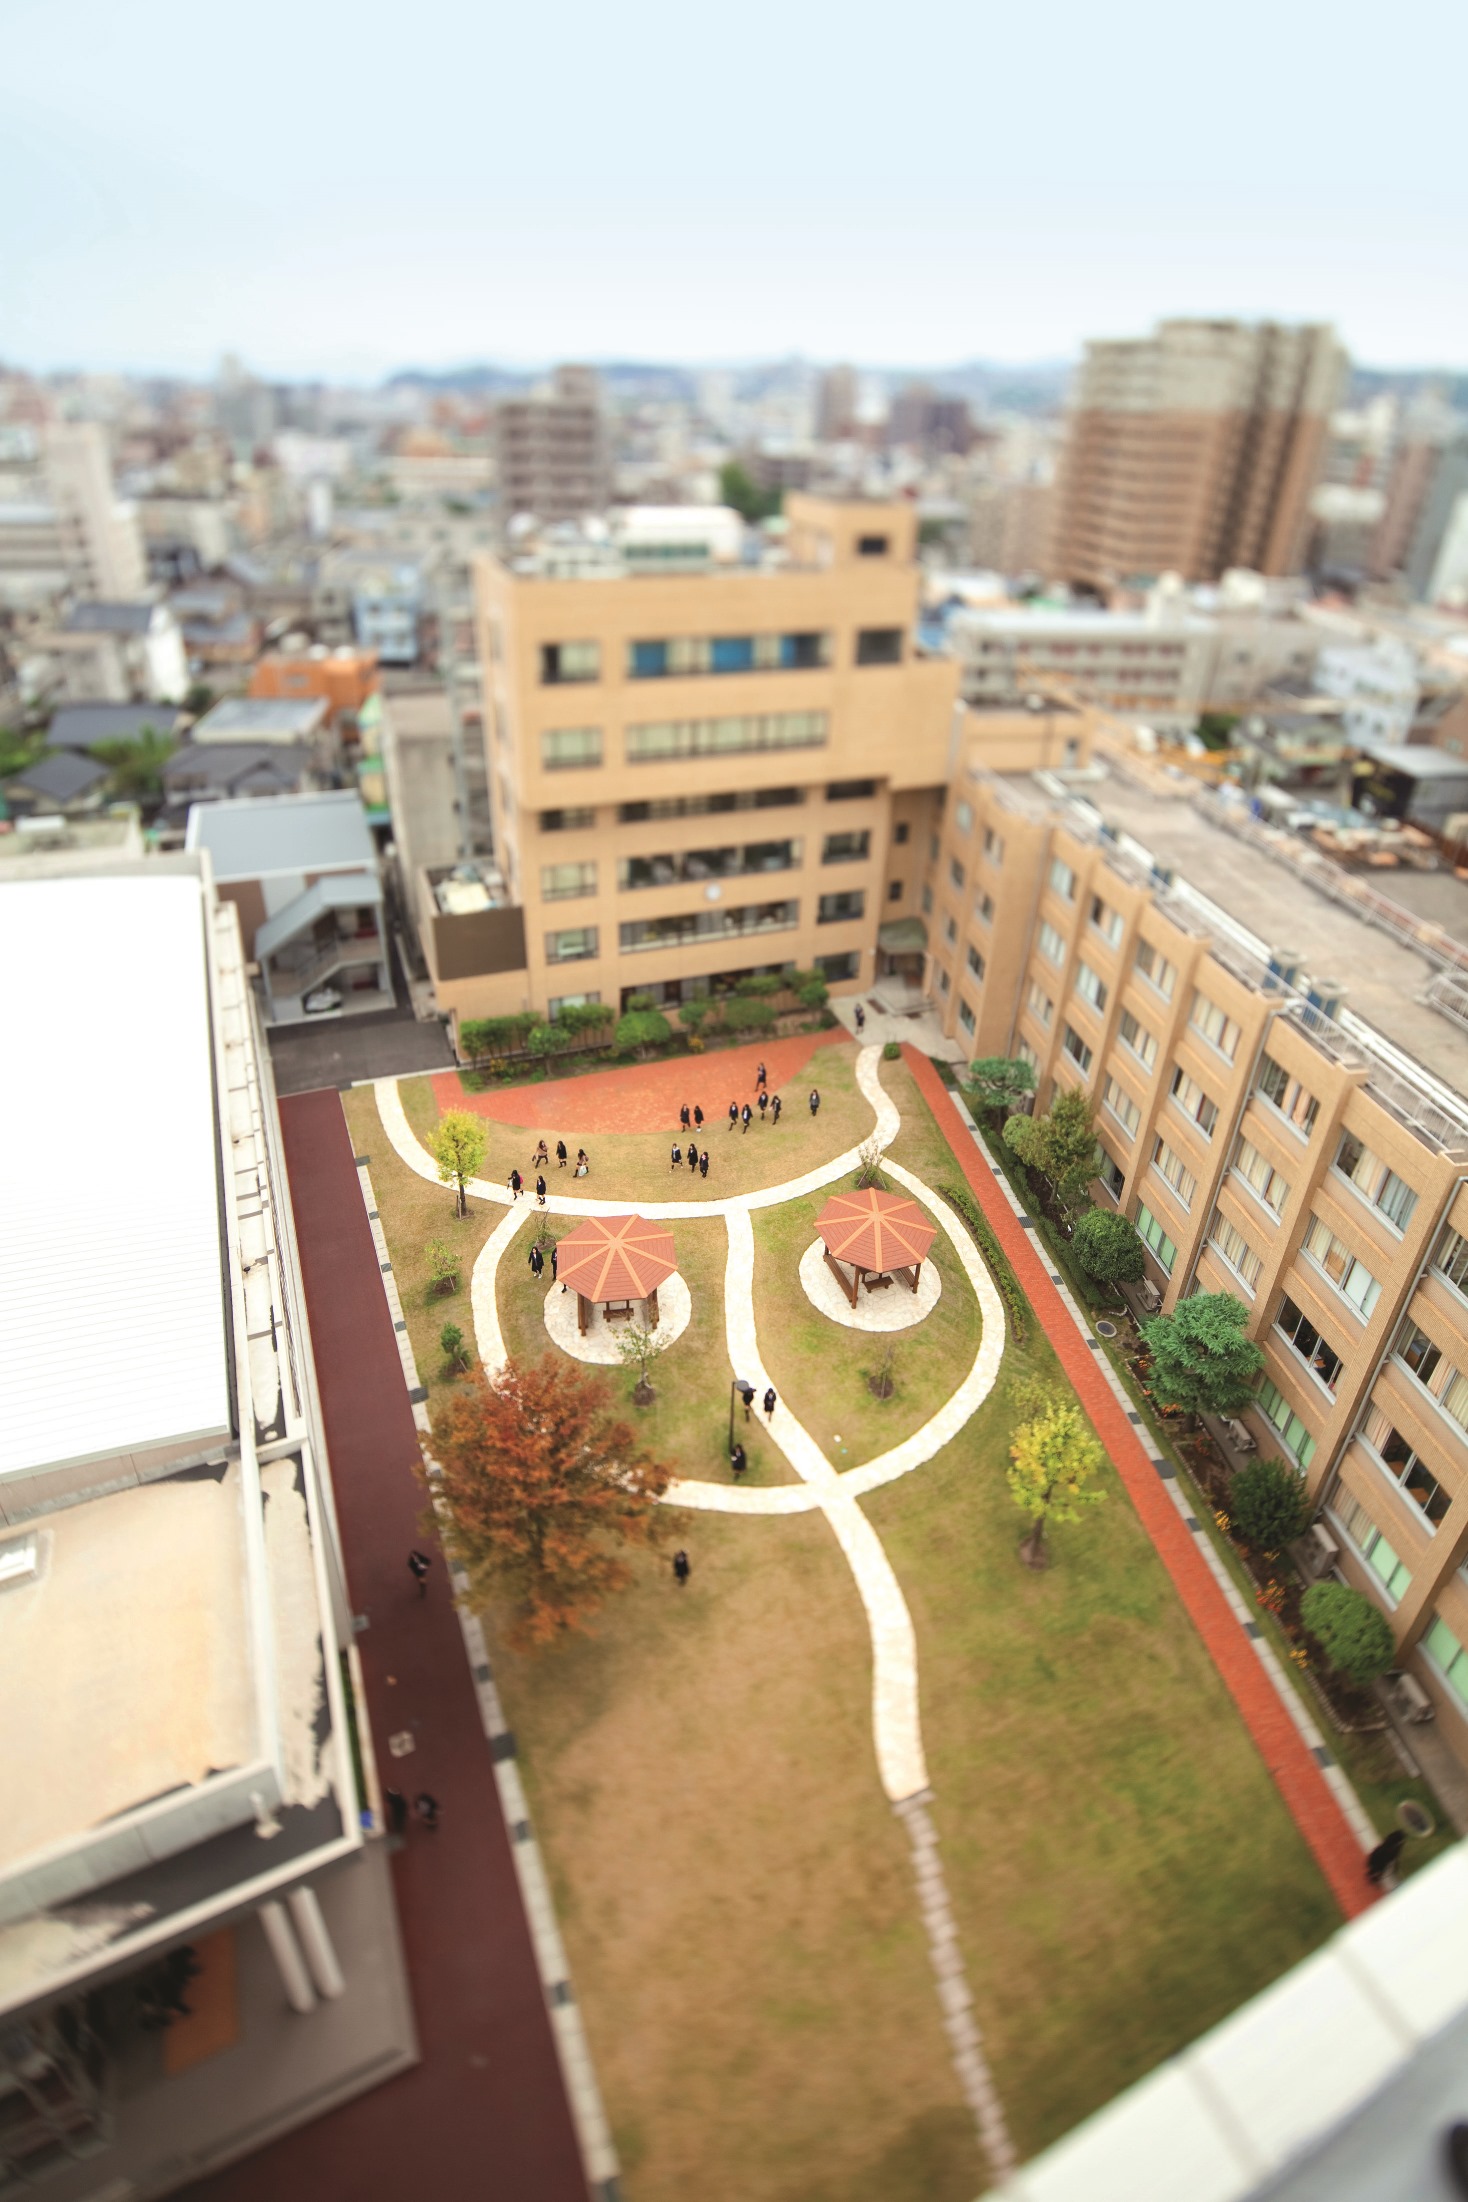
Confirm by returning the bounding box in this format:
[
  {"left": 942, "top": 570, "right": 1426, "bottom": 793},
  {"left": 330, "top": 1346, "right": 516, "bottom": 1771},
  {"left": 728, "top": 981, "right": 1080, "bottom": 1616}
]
[
  {"left": 1304, "top": 1524, "right": 1339, "bottom": 1579},
  {"left": 1139, "top": 1279, "right": 1163, "bottom": 1313},
  {"left": 1384, "top": 1670, "right": 1435, "bottom": 1725}
]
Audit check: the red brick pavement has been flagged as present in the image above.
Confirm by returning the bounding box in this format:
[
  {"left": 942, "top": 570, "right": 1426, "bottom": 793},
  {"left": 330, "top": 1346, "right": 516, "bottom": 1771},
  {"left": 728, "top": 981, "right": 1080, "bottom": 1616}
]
[
  {"left": 181, "top": 1090, "right": 590, "bottom": 2202},
  {"left": 904, "top": 1047, "right": 1374, "bottom": 1923},
  {"left": 431, "top": 1029, "right": 835, "bottom": 1133}
]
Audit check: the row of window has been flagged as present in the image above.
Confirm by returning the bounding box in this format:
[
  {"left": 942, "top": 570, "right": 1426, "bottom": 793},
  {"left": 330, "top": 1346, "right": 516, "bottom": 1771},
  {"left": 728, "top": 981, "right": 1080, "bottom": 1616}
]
[
  {"left": 540, "top": 711, "right": 830, "bottom": 771},
  {"left": 546, "top": 888, "right": 868, "bottom": 960},
  {"left": 540, "top": 629, "right": 904, "bottom": 685},
  {"left": 540, "top": 779, "right": 881, "bottom": 829}
]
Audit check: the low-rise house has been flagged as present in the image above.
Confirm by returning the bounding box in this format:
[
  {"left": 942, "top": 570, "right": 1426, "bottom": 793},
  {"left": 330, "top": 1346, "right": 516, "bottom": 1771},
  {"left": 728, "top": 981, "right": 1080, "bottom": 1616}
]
[
  {"left": 160, "top": 740, "right": 319, "bottom": 827},
  {"left": 1, "top": 747, "right": 112, "bottom": 818},
  {"left": 61, "top": 598, "right": 188, "bottom": 701}
]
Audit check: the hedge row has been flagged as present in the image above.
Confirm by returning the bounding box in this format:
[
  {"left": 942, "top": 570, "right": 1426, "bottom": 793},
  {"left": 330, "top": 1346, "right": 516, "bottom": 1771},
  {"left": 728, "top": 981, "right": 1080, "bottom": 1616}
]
[{"left": 937, "top": 1182, "right": 1029, "bottom": 1344}]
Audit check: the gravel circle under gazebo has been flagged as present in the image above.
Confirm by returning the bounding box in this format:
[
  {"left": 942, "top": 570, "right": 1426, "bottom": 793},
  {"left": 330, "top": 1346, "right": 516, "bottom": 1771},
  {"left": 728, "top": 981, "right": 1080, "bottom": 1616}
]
[{"left": 798, "top": 1236, "right": 941, "bottom": 1331}]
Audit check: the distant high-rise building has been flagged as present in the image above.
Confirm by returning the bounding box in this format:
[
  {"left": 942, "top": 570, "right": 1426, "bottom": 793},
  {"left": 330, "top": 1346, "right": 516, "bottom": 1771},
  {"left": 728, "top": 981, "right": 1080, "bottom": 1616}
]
[
  {"left": 816, "top": 364, "right": 858, "bottom": 443},
  {"left": 1404, "top": 429, "right": 1468, "bottom": 605},
  {"left": 0, "top": 419, "right": 146, "bottom": 610},
  {"left": 1051, "top": 319, "right": 1346, "bottom": 589},
  {"left": 495, "top": 365, "right": 610, "bottom": 526},
  {"left": 1372, "top": 394, "right": 1457, "bottom": 579},
  {"left": 886, "top": 383, "right": 973, "bottom": 458}
]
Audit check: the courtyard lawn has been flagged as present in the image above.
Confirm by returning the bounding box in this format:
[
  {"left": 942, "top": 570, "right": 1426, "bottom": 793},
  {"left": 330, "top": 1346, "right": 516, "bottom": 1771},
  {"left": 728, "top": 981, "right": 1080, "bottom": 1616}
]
[
  {"left": 750, "top": 1184, "right": 982, "bottom": 1462},
  {"left": 344, "top": 1048, "right": 1346, "bottom": 2198}
]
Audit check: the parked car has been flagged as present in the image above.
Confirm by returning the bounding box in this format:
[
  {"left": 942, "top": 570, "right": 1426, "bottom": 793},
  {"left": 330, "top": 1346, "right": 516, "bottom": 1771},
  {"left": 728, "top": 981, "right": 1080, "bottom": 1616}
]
[{"left": 303, "top": 986, "right": 343, "bottom": 1015}]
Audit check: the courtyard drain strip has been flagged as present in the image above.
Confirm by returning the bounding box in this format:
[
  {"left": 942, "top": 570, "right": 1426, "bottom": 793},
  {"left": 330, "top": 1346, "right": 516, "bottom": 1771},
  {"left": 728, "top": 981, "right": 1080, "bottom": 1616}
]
[{"left": 353, "top": 1156, "right": 622, "bottom": 2198}]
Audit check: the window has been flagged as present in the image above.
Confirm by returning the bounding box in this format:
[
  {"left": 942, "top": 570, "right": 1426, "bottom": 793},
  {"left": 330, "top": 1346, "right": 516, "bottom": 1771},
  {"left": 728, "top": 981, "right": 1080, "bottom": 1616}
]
[
  {"left": 954, "top": 799, "right": 974, "bottom": 834},
  {"left": 1062, "top": 1024, "right": 1093, "bottom": 1073},
  {"left": 1422, "top": 1614, "right": 1468, "bottom": 1710},
  {"left": 816, "top": 950, "right": 859, "bottom": 980},
  {"left": 1257, "top": 1378, "right": 1316, "bottom": 1469},
  {"left": 857, "top": 534, "right": 889, "bottom": 557},
  {"left": 1397, "top": 1317, "right": 1442, "bottom": 1389},
  {"left": 626, "top": 710, "right": 827, "bottom": 762},
  {"left": 949, "top": 857, "right": 966, "bottom": 891},
  {"left": 1118, "top": 1008, "right": 1158, "bottom": 1069},
  {"left": 818, "top": 889, "right": 865, "bottom": 924},
  {"left": 887, "top": 880, "right": 903, "bottom": 902},
  {"left": 983, "top": 827, "right": 1005, "bottom": 866},
  {"left": 1136, "top": 1202, "right": 1177, "bottom": 1274},
  {"left": 1190, "top": 989, "right": 1241, "bottom": 1060},
  {"left": 626, "top": 633, "right": 832, "bottom": 676},
  {"left": 540, "top": 806, "right": 596, "bottom": 831},
  {"left": 617, "top": 787, "right": 804, "bottom": 822},
  {"left": 974, "top": 892, "right": 995, "bottom": 926},
  {"left": 822, "top": 829, "right": 871, "bottom": 863},
  {"left": 1210, "top": 1213, "right": 1262, "bottom": 1292},
  {"left": 943, "top": 913, "right": 958, "bottom": 946},
  {"left": 1334, "top": 1132, "right": 1419, "bottom": 1231},
  {"left": 540, "top": 726, "right": 602, "bottom": 770},
  {"left": 938, "top": 966, "right": 951, "bottom": 995},
  {"left": 545, "top": 924, "right": 599, "bottom": 964},
  {"left": 1360, "top": 1402, "right": 1451, "bottom": 1525},
  {"left": 1049, "top": 858, "right": 1077, "bottom": 901},
  {"left": 1330, "top": 1491, "right": 1412, "bottom": 1600},
  {"left": 856, "top": 626, "right": 904, "bottom": 665},
  {"left": 1098, "top": 1152, "right": 1125, "bottom": 1200},
  {"left": 1434, "top": 1225, "right": 1468, "bottom": 1296},
  {"left": 1232, "top": 1136, "right": 1290, "bottom": 1218},
  {"left": 1089, "top": 895, "right": 1123, "bottom": 947},
  {"left": 828, "top": 778, "right": 877, "bottom": 800},
  {"left": 1038, "top": 922, "right": 1067, "bottom": 967},
  {"left": 540, "top": 640, "right": 601, "bottom": 684},
  {"left": 893, "top": 820, "right": 910, "bottom": 844},
  {"left": 1151, "top": 1137, "right": 1197, "bottom": 1208},
  {"left": 958, "top": 998, "right": 977, "bottom": 1037},
  {"left": 618, "top": 838, "right": 801, "bottom": 890},
  {"left": 1169, "top": 1066, "right": 1218, "bottom": 1137},
  {"left": 1257, "top": 1053, "right": 1319, "bottom": 1137},
  {"left": 541, "top": 860, "right": 596, "bottom": 901},
  {"left": 1276, "top": 1295, "right": 1344, "bottom": 1394},
  {"left": 966, "top": 943, "right": 985, "bottom": 982},
  {"left": 1015, "top": 1038, "right": 1040, "bottom": 1075},
  {"left": 1134, "top": 939, "right": 1177, "bottom": 1000},
  {"left": 1102, "top": 1076, "right": 1140, "bottom": 1139},
  {"left": 1301, "top": 1215, "right": 1381, "bottom": 1318},
  {"left": 1025, "top": 980, "right": 1054, "bottom": 1028},
  {"left": 921, "top": 885, "right": 933, "bottom": 915},
  {"left": 1074, "top": 961, "right": 1108, "bottom": 1014},
  {"left": 619, "top": 900, "right": 798, "bottom": 952}
]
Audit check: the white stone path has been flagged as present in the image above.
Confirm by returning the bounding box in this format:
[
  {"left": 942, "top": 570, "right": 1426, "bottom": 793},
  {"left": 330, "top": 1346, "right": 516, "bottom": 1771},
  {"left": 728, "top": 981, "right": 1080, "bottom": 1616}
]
[{"left": 376, "top": 1048, "right": 1018, "bottom": 2181}]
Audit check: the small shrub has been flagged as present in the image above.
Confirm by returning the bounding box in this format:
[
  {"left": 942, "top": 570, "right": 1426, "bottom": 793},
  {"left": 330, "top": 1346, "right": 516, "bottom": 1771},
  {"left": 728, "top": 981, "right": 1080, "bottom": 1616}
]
[
  {"left": 614, "top": 1008, "right": 671, "bottom": 1055},
  {"left": 439, "top": 1321, "right": 470, "bottom": 1373},
  {"left": 677, "top": 997, "right": 712, "bottom": 1032},
  {"left": 734, "top": 972, "right": 784, "bottom": 996},
  {"left": 525, "top": 1020, "right": 570, "bottom": 1058},
  {"left": 722, "top": 996, "right": 777, "bottom": 1034},
  {"left": 1300, "top": 1580, "right": 1396, "bottom": 1686},
  {"left": 460, "top": 1012, "right": 536, "bottom": 1059},
  {"left": 796, "top": 976, "right": 829, "bottom": 1009},
  {"left": 626, "top": 991, "right": 658, "bottom": 1013},
  {"left": 882, "top": 1039, "right": 901, "bottom": 1061},
  {"left": 553, "top": 1000, "right": 612, "bottom": 1035},
  {"left": 1228, "top": 1456, "right": 1309, "bottom": 1549},
  {"left": 854, "top": 1136, "right": 888, "bottom": 1190},
  {"left": 425, "top": 1239, "right": 460, "bottom": 1295},
  {"left": 866, "top": 1342, "right": 896, "bottom": 1400}
]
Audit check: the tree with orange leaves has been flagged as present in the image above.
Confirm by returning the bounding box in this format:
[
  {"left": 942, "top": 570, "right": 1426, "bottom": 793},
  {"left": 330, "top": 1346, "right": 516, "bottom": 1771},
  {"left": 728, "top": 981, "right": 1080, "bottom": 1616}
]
[{"left": 427, "top": 1352, "right": 670, "bottom": 1649}]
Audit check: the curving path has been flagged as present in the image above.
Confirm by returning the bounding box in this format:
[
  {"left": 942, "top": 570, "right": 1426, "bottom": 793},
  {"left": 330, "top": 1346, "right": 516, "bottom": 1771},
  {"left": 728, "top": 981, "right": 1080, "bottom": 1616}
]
[{"left": 382, "top": 1048, "right": 1018, "bottom": 2180}]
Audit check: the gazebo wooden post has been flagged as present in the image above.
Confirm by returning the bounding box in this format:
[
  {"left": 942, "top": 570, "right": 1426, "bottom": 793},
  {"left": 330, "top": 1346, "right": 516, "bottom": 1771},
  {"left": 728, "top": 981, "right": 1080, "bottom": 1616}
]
[
  {"left": 646, "top": 1285, "right": 659, "bottom": 1326},
  {"left": 908, "top": 1258, "right": 921, "bottom": 1294},
  {"left": 823, "top": 1245, "right": 860, "bottom": 1310},
  {"left": 577, "top": 1292, "right": 589, "bottom": 1337}
]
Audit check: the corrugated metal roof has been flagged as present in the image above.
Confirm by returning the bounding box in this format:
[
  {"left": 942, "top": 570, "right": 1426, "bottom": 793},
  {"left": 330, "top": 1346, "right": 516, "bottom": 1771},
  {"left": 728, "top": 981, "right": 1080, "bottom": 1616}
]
[
  {"left": 185, "top": 788, "right": 376, "bottom": 879},
  {"left": 0, "top": 872, "right": 232, "bottom": 1478}
]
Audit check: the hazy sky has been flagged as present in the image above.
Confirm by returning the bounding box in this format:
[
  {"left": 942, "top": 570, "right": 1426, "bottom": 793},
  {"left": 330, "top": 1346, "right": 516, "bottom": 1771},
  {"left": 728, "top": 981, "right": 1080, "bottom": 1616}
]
[{"left": 4, "top": 0, "right": 1464, "bottom": 382}]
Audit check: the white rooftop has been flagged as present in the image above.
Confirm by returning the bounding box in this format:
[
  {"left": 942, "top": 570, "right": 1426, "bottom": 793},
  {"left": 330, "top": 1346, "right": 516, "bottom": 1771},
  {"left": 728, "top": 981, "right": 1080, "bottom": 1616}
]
[{"left": 0, "top": 871, "right": 231, "bottom": 1478}]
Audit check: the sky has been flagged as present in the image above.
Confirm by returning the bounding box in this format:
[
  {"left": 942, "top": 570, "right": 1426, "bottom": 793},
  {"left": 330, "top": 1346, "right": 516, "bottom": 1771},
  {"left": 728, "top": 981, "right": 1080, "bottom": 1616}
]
[{"left": 3, "top": 0, "right": 1465, "bottom": 384}]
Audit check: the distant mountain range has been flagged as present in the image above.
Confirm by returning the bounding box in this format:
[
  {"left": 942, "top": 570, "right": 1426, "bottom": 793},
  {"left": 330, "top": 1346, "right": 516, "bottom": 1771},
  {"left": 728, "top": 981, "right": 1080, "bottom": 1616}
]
[{"left": 383, "top": 357, "right": 1076, "bottom": 414}]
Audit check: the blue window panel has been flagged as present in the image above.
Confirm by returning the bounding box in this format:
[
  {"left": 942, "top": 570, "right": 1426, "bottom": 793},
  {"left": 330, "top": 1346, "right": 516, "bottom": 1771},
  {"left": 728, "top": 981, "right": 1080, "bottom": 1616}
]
[
  {"left": 711, "top": 636, "right": 754, "bottom": 674},
  {"left": 631, "top": 641, "right": 667, "bottom": 679}
]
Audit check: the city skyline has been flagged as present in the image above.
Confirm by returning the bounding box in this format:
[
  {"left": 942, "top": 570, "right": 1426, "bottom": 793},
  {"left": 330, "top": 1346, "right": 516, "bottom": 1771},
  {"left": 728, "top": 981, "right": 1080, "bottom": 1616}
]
[{"left": 3, "top": 0, "right": 1464, "bottom": 381}]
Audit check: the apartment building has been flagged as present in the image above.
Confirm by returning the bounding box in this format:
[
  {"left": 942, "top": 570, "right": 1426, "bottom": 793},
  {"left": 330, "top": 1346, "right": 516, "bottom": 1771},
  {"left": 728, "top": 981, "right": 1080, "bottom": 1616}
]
[
  {"left": 495, "top": 365, "right": 611, "bottom": 527},
  {"left": 923, "top": 752, "right": 1468, "bottom": 1763},
  {"left": 1051, "top": 319, "right": 1346, "bottom": 590},
  {"left": 0, "top": 421, "right": 147, "bottom": 611},
  {"left": 452, "top": 496, "right": 959, "bottom": 1032},
  {"left": 0, "top": 854, "right": 412, "bottom": 2193}
]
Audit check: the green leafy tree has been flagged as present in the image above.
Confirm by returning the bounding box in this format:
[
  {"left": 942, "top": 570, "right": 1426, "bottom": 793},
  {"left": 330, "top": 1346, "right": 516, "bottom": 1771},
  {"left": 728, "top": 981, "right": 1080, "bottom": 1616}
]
[
  {"left": 722, "top": 996, "right": 776, "bottom": 1034},
  {"left": 93, "top": 725, "right": 175, "bottom": 800},
  {"left": 616, "top": 1320, "right": 670, "bottom": 1406},
  {"left": 1142, "top": 1291, "right": 1264, "bottom": 1420},
  {"left": 525, "top": 1020, "right": 570, "bottom": 1058},
  {"left": 430, "top": 1108, "right": 488, "bottom": 1218},
  {"left": 1071, "top": 1208, "right": 1145, "bottom": 1286},
  {"left": 1007, "top": 1396, "right": 1107, "bottom": 1566},
  {"left": 1004, "top": 1086, "right": 1099, "bottom": 1215},
  {"left": 439, "top": 1320, "right": 469, "bottom": 1372},
  {"left": 425, "top": 1239, "right": 460, "bottom": 1295},
  {"left": 1228, "top": 1456, "right": 1310, "bottom": 1549},
  {"left": 428, "top": 1353, "right": 670, "bottom": 1649},
  {"left": 615, "top": 1008, "right": 671, "bottom": 1056},
  {"left": 677, "top": 997, "right": 711, "bottom": 1033},
  {"left": 718, "top": 460, "right": 781, "bottom": 524},
  {"left": 1300, "top": 1580, "right": 1396, "bottom": 1687},
  {"left": 965, "top": 1057, "right": 1037, "bottom": 1118}
]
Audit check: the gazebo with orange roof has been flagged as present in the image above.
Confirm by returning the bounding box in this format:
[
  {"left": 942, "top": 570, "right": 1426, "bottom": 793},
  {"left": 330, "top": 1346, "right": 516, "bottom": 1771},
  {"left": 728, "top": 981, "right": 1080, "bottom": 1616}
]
[
  {"left": 813, "top": 1186, "right": 936, "bottom": 1309},
  {"left": 555, "top": 1213, "right": 679, "bottom": 1336}
]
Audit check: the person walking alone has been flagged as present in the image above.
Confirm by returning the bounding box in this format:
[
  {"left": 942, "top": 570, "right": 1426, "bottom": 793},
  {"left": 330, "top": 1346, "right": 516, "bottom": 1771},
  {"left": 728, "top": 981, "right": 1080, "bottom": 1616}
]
[
  {"left": 531, "top": 1137, "right": 550, "bottom": 1168},
  {"left": 529, "top": 1243, "right": 544, "bottom": 1281},
  {"left": 771, "top": 1093, "right": 782, "bottom": 1124},
  {"left": 671, "top": 1142, "right": 683, "bottom": 1171},
  {"left": 808, "top": 1087, "right": 820, "bottom": 1117},
  {"left": 407, "top": 1549, "right": 432, "bottom": 1596},
  {"left": 758, "top": 1089, "right": 768, "bottom": 1119},
  {"left": 763, "top": 1386, "right": 777, "bottom": 1421},
  {"left": 687, "top": 1142, "right": 699, "bottom": 1171},
  {"left": 693, "top": 1104, "right": 704, "bottom": 1131},
  {"left": 414, "top": 1793, "right": 440, "bottom": 1832},
  {"left": 575, "top": 1148, "right": 589, "bottom": 1177},
  {"left": 741, "top": 1101, "right": 752, "bottom": 1133},
  {"left": 535, "top": 1173, "right": 547, "bottom": 1207},
  {"left": 508, "top": 1167, "right": 523, "bottom": 1199},
  {"left": 727, "top": 1101, "right": 738, "bottom": 1131},
  {"left": 730, "top": 1441, "right": 747, "bottom": 1479},
  {"left": 698, "top": 1148, "right": 709, "bottom": 1179},
  {"left": 556, "top": 1139, "right": 568, "bottom": 1169},
  {"left": 673, "top": 1549, "right": 690, "bottom": 1586},
  {"left": 679, "top": 1103, "right": 691, "bottom": 1132},
  {"left": 854, "top": 1002, "right": 865, "bottom": 1035},
  {"left": 756, "top": 1060, "right": 767, "bottom": 1090}
]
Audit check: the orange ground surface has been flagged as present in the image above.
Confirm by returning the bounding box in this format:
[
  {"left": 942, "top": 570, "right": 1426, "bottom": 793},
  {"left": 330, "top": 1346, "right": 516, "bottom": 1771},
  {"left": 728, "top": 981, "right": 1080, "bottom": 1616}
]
[{"left": 430, "top": 1030, "right": 834, "bottom": 1134}]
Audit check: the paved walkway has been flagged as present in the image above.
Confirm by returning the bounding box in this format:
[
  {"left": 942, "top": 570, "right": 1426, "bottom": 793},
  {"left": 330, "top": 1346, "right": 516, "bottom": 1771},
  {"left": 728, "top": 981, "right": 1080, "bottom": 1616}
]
[
  {"left": 431, "top": 1029, "right": 833, "bottom": 1133},
  {"left": 903, "top": 1049, "right": 1377, "bottom": 1923},
  {"left": 182, "top": 1092, "right": 590, "bottom": 2202}
]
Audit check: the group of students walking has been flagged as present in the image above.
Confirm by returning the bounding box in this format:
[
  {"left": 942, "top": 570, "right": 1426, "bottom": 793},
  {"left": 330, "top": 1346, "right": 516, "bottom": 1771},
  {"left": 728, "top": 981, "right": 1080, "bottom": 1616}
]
[{"left": 507, "top": 1138, "right": 589, "bottom": 1207}]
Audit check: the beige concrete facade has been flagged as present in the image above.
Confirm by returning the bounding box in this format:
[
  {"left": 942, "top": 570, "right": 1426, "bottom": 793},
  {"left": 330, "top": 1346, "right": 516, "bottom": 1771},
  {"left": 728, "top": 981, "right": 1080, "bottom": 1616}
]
[
  {"left": 923, "top": 754, "right": 1468, "bottom": 1767},
  {"left": 465, "top": 496, "right": 959, "bottom": 1034},
  {"left": 1051, "top": 319, "right": 1346, "bottom": 588}
]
